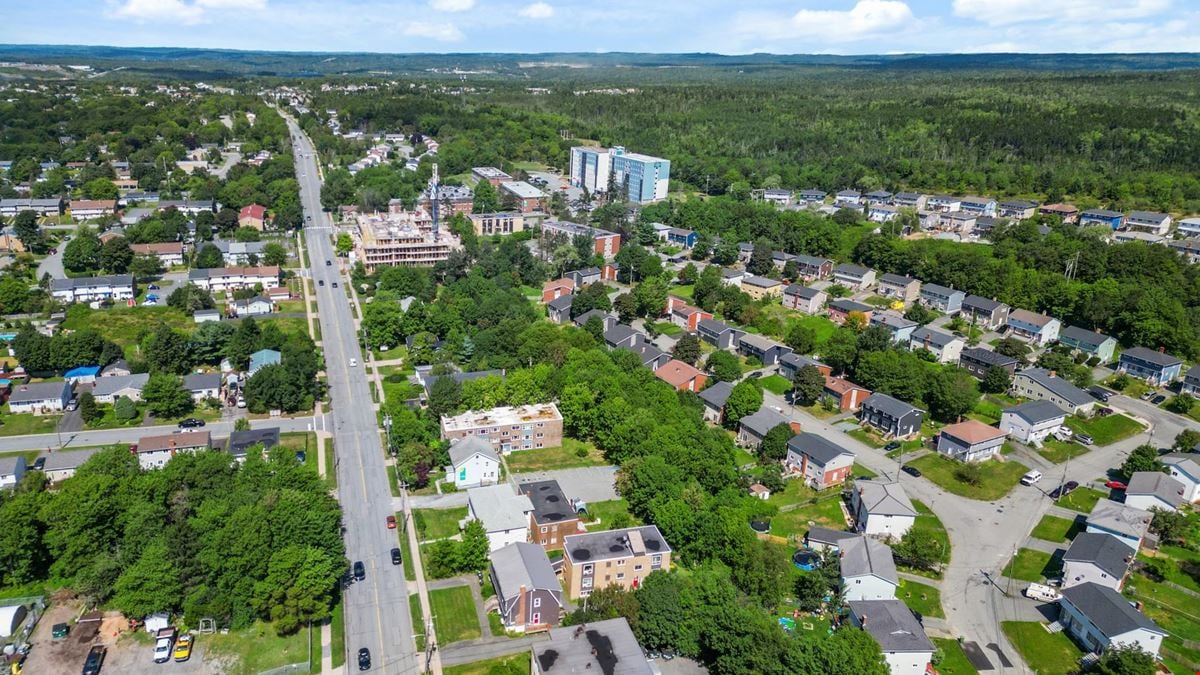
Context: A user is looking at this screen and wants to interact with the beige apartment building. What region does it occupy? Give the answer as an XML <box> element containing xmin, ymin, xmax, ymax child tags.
<box><xmin>353</xmin><ymin>211</ymin><xmax>459</xmax><ymax>272</ymax></box>
<box><xmin>440</xmin><ymin>403</ymin><xmax>563</xmax><ymax>453</ymax></box>
<box><xmin>562</xmin><ymin>526</ymin><xmax>672</xmax><ymax>598</ymax></box>
<box><xmin>470</xmin><ymin>212</ymin><xmax>526</xmax><ymax>237</ymax></box>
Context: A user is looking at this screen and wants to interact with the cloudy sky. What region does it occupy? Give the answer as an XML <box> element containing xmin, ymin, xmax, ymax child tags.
<box><xmin>3</xmin><ymin>0</ymin><xmax>1198</xmax><ymax>54</ymax></box>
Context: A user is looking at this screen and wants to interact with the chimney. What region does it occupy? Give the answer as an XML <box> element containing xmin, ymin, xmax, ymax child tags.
<box><xmin>516</xmin><ymin>585</ymin><xmax>527</xmax><ymax>626</ymax></box>
<box><xmin>1049</xmin><ymin>370</ymin><xmax>1056</xmax><ymax>378</ymax></box>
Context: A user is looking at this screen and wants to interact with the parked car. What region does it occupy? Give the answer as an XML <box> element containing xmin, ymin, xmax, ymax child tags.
<box><xmin>1141</xmin><ymin>390</ymin><xmax>1156</xmax><ymax>401</ymax></box>
<box><xmin>82</xmin><ymin>645</ymin><xmax>106</xmax><ymax>675</ymax></box>
<box><xmin>319</xmin><ymin>279</ymin><xmax>325</xmax><ymax>286</ymax></box>
<box><xmin>52</xmin><ymin>622</ymin><xmax>69</xmax><ymax>639</ymax></box>
<box><xmin>353</xmin><ymin>561</ymin><xmax>365</xmax><ymax>581</ymax></box>
<box><xmin>358</xmin><ymin>648</ymin><xmax>371</xmax><ymax>671</ymax></box>
<box><xmin>66</xmin><ymin>397</ymin><xmax>79</xmax><ymax>412</ymax></box>
<box><xmin>386</xmin><ymin>515</ymin><xmax>396</xmax><ymax>529</ymax></box>
<box><xmin>153</xmin><ymin>627</ymin><xmax>177</xmax><ymax>663</ymax></box>
<box><xmin>1151</xmin><ymin>394</ymin><xmax>1167</xmax><ymax>405</ymax></box>
<box><xmin>33</xmin><ymin>456</ymin><xmax>46</xmax><ymax>471</ymax></box>
<box><xmin>326</xmin><ymin>260</ymin><xmax>332</xmax><ymax>266</ymax></box>
<box><xmin>391</xmin><ymin>547</ymin><xmax>402</xmax><ymax>565</ymax></box>
<box><xmin>1020</xmin><ymin>470</ymin><xmax>1043</xmax><ymax>486</ymax></box>
<box><xmin>178</xmin><ymin>418</ymin><xmax>205</xmax><ymax>429</ymax></box>
<box><xmin>883</xmin><ymin>441</ymin><xmax>901</xmax><ymax>452</ymax></box>
<box><xmin>173</xmin><ymin>634</ymin><xmax>193</xmax><ymax>662</ymax></box>
<box><xmin>1088</xmin><ymin>386</ymin><xmax>1112</xmax><ymax>402</ymax></box>
<box><xmin>1075</xmin><ymin>433</ymin><xmax>1094</xmax><ymax>446</ymax></box>
<box><xmin>1105</xmin><ymin>480</ymin><xmax>1127</xmax><ymax>490</ymax></box>
<box><xmin>332</xmin><ymin>281</ymin><xmax>338</xmax><ymax>288</ymax></box>
<box><xmin>1049</xmin><ymin>481</ymin><xmax>1080</xmax><ymax>499</ymax></box>
<box><xmin>901</xmin><ymin>465</ymin><xmax>922</xmax><ymax>478</ymax></box>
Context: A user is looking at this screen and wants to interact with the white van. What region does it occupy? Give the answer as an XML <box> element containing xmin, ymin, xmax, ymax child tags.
<box><xmin>1020</xmin><ymin>470</ymin><xmax>1043</xmax><ymax>486</ymax></box>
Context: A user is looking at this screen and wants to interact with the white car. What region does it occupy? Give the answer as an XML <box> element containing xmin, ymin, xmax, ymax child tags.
<box><xmin>349</xmin><ymin>358</ymin><xmax>358</xmax><ymax>367</ymax></box>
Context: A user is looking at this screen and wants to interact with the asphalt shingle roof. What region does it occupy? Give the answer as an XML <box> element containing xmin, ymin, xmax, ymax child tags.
<box><xmin>1063</xmin><ymin>533</ymin><xmax>1135</xmax><ymax>580</ymax></box>
<box><xmin>1061</xmin><ymin>582</ymin><xmax>1164</xmax><ymax>638</ymax></box>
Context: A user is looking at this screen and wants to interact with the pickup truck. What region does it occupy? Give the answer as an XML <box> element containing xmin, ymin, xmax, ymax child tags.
<box><xmin>154</xmin><ymin>627</ymin><xmax>177</xmax><ymax>663</ymax></box>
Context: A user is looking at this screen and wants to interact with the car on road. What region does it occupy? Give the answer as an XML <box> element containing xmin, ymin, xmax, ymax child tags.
<box><xmin>332</xmin><ymin>281</ymin><xmax>338</xmax><ymax>288</ymax></box>
<box><xmin>352</xmin><ymin>561</ymin><xmax>365</xmax><ymax>581</ymax></box>
<box><xmin>386</xmin><ymin>514</ymin><xmax>396</xmax><ymax>529</ymax></box>
<box><xmin>82</xmin><ymin>645</ymin><xmax>106</xmax><ymax>675</ymax></box>
<box><xmin>358</xmin><ymin>648</ymin><xmax>371</xmax><ymax>671</ymax></box>
<box><xmin>1105</xmin><ymin>480</ymin><xmax>1127</xmax><ymax>490</ymax></box>
<box><xmin>901</xmin><ymin>465</ymin><xmax>922</xmax><ymax>478</ymax></box>
<box><xmin>173</xmin><ymin>634</ymin><xmax>193</xmax><ymax>662</ymax></box>
<box><xmin>883</xmin><ymin>441</ymin><xmax>901</xmax><ymax>452</ymax></box>
<box><xmin>391</xmin><ymin>547</ymin><xmax>402</xmax><ymax>565</ymax></box>
<box><xmin>1151</xmin><ymin>394</ymin><xmax>1167</xmax><ymax>405</ymax></box>
<box><xmin>33</xmin><ymin>456</ymin><xmax>46</xmax><ymax>471</ymax></box>
<box><xmin>1075</xmin><ymin>433</ymin><xmax>1094</xmax><ymax>445</ymax></box>
<box><xmin>318</xmin><ymin>279</ymin><xmax>324</xmax><ymax>286</ymax></box>
<box><xmin>178</xmin><ymin>418</ymin><xmax>205</xmax><ymax>429</ymax></box>
<box><xmin>326</xmin><ymin>260</ymin><xmax>332</xmax><ymax>266</ymax></box>
<box><xmin>1049</xmin><ymin>481</ymin><xmax>1080</xmax><ymax>499</ymax></box>
<box><xmin>349</xmin><ymin>358</ymin><xmax>358</xmax><ymax>367</ymax></box>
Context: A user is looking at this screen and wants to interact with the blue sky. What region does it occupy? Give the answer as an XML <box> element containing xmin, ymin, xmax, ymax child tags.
<box><xmin>3</xmin><ymin>0</ymin><xmax>1198</xmax><ymax>54</ymax></box>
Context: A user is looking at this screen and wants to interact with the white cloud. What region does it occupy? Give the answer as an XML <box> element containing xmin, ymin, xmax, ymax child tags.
<box><xmin>111</xmin><ymin>0</ymin><xmax>205</xmax><ymax>23</ymax></box>
<box><xmin>735</xmin><ymin>0</ymin><xmax>914</xmax><ymax>43</ymax></box>
<box><xmin>519</xmin><ymin>2</ymin><xmax>555</xmax><ymax>19</ymax></box>
<box><xmin>429</xmin><ymin>0</ymin><xmax>475</xmax><ymax>12</ymax></box>
<box><xmin>195</xmin><ymin>0</ymin><xmax>267</xmax><ymax>8</ymax></box>
<box><xmin>402</xmin><ymin>21</ymin><xmax>465</xmax><ymax>41</ymax></box>
<box><xmin>952</xmin><ymin>0</ymin><xmax>1169</xmax><ymax>26</ymax></box>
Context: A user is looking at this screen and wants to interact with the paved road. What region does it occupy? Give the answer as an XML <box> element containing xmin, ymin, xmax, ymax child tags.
<box><xmin>37</xmin><ymin>245</ymin><xmax>65</xmax><ymax>280</ymax></box>
<box><xmin>0</xmin><ymin>415</ymin><xmax>322</xmax><ymax>453</ymax></box>
<box><xmin>286</xmin><ymin>116</ymin><xmax>420</xmax><ymax>674</ymax></box>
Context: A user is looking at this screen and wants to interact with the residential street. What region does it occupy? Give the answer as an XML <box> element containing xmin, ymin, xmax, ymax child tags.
<box><xmin>0</xmin><ymin>414</ymin><xmax>323</xmax><ymax>453</ymax></box>
<box><xmin>285</xmin><ymin>113</ymin><xmax>423</xmax><ymax>674</ymax></box>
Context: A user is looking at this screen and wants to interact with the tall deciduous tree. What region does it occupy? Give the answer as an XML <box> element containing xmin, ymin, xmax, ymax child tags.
<box><xmin>141</xmin><ymin>373</ymin><xmax>194</xmax><ymax>418</ymax></box>
<box><xmin>672</xmin><ymin>334</ymin><xmax>702</xmax><ymax>366</ymax></box>
<box><xmin>724</xmin><ymin>380</ymin><xmax>763</xmax><ymax>427</ymax></box>
<box><xmin>792</xmin><ymin>364</ymin><xmax>826</xmax><ymax>405</ymax></box>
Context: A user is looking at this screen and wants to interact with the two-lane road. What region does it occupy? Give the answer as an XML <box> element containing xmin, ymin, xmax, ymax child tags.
<box><xmin>285</xmin><ymin>116</ymin><xmax>420</xmax><ymax>674</ymax></box>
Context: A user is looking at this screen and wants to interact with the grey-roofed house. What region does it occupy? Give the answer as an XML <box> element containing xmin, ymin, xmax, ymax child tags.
<box><xmin>877</xmin><ymin>273</ymin><xmax>921</xmax><ymax>304</ymax></box>
<box><xmin>212</xmin><ymin>238</ymin><xmax>268</xmax><ymax>265</ymax></box>
<box><xmin>998</xmin><ymin>199</ymin><xmax>1038</xmax><ymax>220</ymax></box>
<box><xmin>908</xmin><ymin>327</ymin><xmax>964</xmax><ymax>364</ymax></box>
<box><xmin>828</xmin><ymin>298</ymin><xmax>874</xmax><ymax>325</ymax></box>
<box><xmin>1062</xmin><ymin>532</ymin><xmax>1136</xmax><ymax>592</ymax></box>
<box><xmin>37</xmin><ymin>447</ymin><xmax>103</xmax><ymax>483</ymax></box>
<box><xmin>737</xmin><ymin>406</ymin><xmax>793</xmax><ymax>449</ymax></box>
<box><xmin>804</xmin><ymin>526</ymin><xmax>859</xmax><ymax>553</ymax></box>
<box><xmin>0</xmin><ymin>455</ymin><xmax>26</xmax><ymax>490</ymax></box>
<box><xmin>864</xmin><ymin>189</ymin><xmax>893</xmax><ymax>205</ymax></box>
<box><xmin>7</xmin><ymin>381</ymin><xmax>73</xmax><ymax>415</ymax></box>
<box><xmin>1161</xmin><ymin>452</ymin><xmax>1200</xmax><ymax>503</ymax></box>
<box><xmin>832</xmin><ymin>263</ymin><xmax>876</xmax><ymax>290</ymax></box>
<box><xmin>1124</xmin><ymin>471</ymin><xmax>1186</xmax><ymax>513</ymax></box>
<box><xmin>101</xmin><ymin>359</ymin><xmax>132</xmax><ymax>377</ymax></box>
<box><xmin>1000</xmin><ymin>400</ymin><xmax>1067</xmax><ymax>445</ymax></box>
<box><xmin>1182</xmin><ymin>364</ymin><xmax>1200</xmax><ymax>397</ymax></box>
<box><xmin>565</xmin><ymin>267</ymin><xmax>601</xmax><ymax>287</ymax></box>
<box><xmin>1117</xmin><ymin>347</ymin><xmax>1183</xmax><ymax>386</ymax></box>
<box><xmin>792</xmin><ymin>254</ymin><xmax>834</xmax><ymax>280</ymax></box>
<box><xmin>848</xmin><ymin>599</ymin><xmax>935</xmax><ymax>675</ymax></box>
<box><xmin>698</xmin><ymin>380</ymin><xmax>734</xmax><ymax>423</ymax></box>
<box><xmin>835</xmin><ymin>189</ymin><xmax>863</xmax><ymax>207</ymax></box>
<box><xmin>1059</xmin><ymin>326</ymin><xmax>1118</xmax><ymax>364</ymax></box>
<box><xmin>959</xmin><ymin>346</ymin><xmax>1019</xmax><ymax>379</ymax></box>
<box><xmin>1007</xmin><ymin>308</ymin><xmax>1062</xmax><ymax>346</ymax></box>
<box><xmin>1125</xmin><ymin>210</ymin><xmax>1172</xmax><ymax>235</ymax></box>
<box><xmin>603</xmin><ymin>324</ymin><xmax>644</xmax><ymax>350</ymax></box>
<box><xmin>918</xmin><ymin>283</ymin><xmax>965</xmax><ymax>314</ymax></box>
<box><xmin>519</xmin><ymin>480</ymin><xmax>584</xmax><ymax>550</ymax></box>
<box><xmin>446</xmin><ymin>436</ymin><xmax>501</xmax><ymax>489</ymax></box>
<box><xmin>1086</xmin><ymin>499</ymin><xmax>1152</xmax><ymax>551</ymax></box>
<box><xmin>1059</xmin><ymin>582</ymin><xmax>1165</xmax><ymax>657</ymax></box>
<box><xmin>737</xmin><ymin>333</ymin><xmax>792</xmax><ymax>366</ymax></box>
<box><xmin>960</xmin><ymin>295</ymin><xmax>1010</xmax><ymax>330</ymax></box>
<box><xmin>859</xmin><ymin>393</ymin><xmax>924</xmax><ymax>439</ymax></box>
<box><xmin>893</xmin><ymin>192</ymin><xmax>927</xmax><ymax>209</ymax></box>
<box><xmin>183</xmin><ymin>372</ymin><xmax>221</xmax><ymax>401</ymax></box>
<box><xmin>1011</xmin><ymin>368</ymin><xmax>1095</xmax><ymax>415</ymax></box>
<box><xmin>798</xmin><ymin>189</ymin><xmax>827</xmax><ymax>206</ymax></box>
<box><xmin>225</xmin><ymin>427</ymin><xmax>281</xmax><ymax>462</ymax></box>
<box><xmin>840</xmin><ymin>536</ymin><xmax>898</xmax><ymax>601</ymax></box>
<box><xmin>785</xmin><ymin>432</ymin><xmax>855</xmax><ymax>489</ymax></box>
<box><xmin>628</xmin><ymin>343</ymin><xmax>670</xmax><ymax>371</ymax></box>
<box><xmin>869</xmin><ymin>311</ymin><xmax>917</xmax><ymax>344</ymax></box>
<box><xmin>782</xmin><ymin>284</ymin><xmax>826</xmax><ymax>314</ymax></box>
<box><xmin>92</xmin><ymin>373</ymin><xmax>149</xmax><ymax>404</ymax></box>
<box><xmin>778</xmin><ymin>353</ymin><xmax>831</xmax><ymax>382</ymax></box>
<box><xmin>491</xmin><ymin>542</ymin><xmax>564</xmax><ymax>633</ymax></box>
<box><xmin>467</xmin><ymin>484</ymin><xmax>534</xmax><ymax>551</ymax></box>
<box><xmin>50</xmin><ymin>274</ymin><xmax>135</xmax><ymax>304</ymax></box>
<box><xmin>531</xmin><ymin>618</ymin><xmax>651</xmax><ymax>675</ymax></box>
<box><xmin>572</xmin><ymin>309</ymin><xmax>615</xmax><ymax>332</ymax></box>
<box><xmin>546</xmin><ymin>295</ymin><xmax>573</xmax><ymax>324</ymax></box>
<box><xmin>696</xmin><ymin>318</ymin><xmax>746</xmax><ymax>350</ymax></box>
<box><xmin>850</xmin><ymin>479</ymin><xmax>916</xmax><ymax>539</ymax></box>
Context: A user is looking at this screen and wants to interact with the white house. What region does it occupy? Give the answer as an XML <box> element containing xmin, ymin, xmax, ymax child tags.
<box><xmin>232</xmin><ymin>296</ymin><xmax>273</xmax><ymax>317</ymax></box>
<box><xmin>1062</xmin><ymin>533</ymin><xmax>1135</xmax><ymax>592</ymax></box>
<box><xmin>0</xmin><ymin>455</ymin><xmax>26</xmax><ymax>489</ymax></box>
<box><xmin>1123</xmin><ymin>471</ymin><xmax>1186</xmax><ymax>513</ymax></box>
<box><xmin>7</xmin><ymin>381</ymin><xmax>72</xmax><ymax>415</ymax></box>
<box><xmin>187</xmin><ymin>266</ymin><xmax>280</xmax><ymax>292</ymax></box>
<box><xmin>908</xmin><ymin>327</ymin><xmax>963</xmax><ymax>364</ymax></box>
<box><xmin>466</xmin><ymin>484</ymin><xmax>534</xmax><ymax>552</ymax></box>
<box><xmin>850</xmin><ymin>479</ymin><xmax>916</xmax><ymax>539</ymax></box>
<box><xmin>848</xmin><ymin>599</ymin><xmax>935</xmax><ymax>675</ymax></box>
<box><xmin>839</xmin><ymin>536</ymin><xmax>899</xmax><ymax>601</ymax></box>
<box><xmin>1059</xmin><ymin>582</ymin><xmax>1165</xmax><ymax>658</ymax></box>
<box><xmin>129</xmin><ymin>242</ymin><xmax>185</xmax><ymax>267</ymax></box>
<box><xmin>135</xmin><ymin>432</ymin><xmax>211</xmax><ymax>470</ymax></box>
<box><xmin>92</xmin><ymin>373</ymin><xmax>149</xmax><ymax>404</ymax></box>
<box><xmin>1000</xmin><ymin>400</ymin><xmax>1067</xmax><ymax>446</ymax></box>
<box><xmin>213</xmin><ymin>239</ymin><xmax>268</xmax><ymax>265</ymax></box>
<box><xmin>50</xmin><ymin>275</ymin><xmax>135</xmax><ymax>304</ymax></box>
<box><xmin>1086</xmin><ymin>499</ymin><xmax>1152</xmax><ymax>551</ymax></box>
<box><xmin>935</xmin><ymin>420</ymin><xmax>1007</xmax><ymax>463</ymax></box>
<box><xmin>445</xmin><ymin>436</ymin><xmax>501</xmax><ymax>489</ymax></box>
<box><xmin>183</xmin><ymin>372</ymin><xmax>221</xmax><ymax>402</ymax></box>
<box><xmin>1161</xmin><ymin>453</ymin><xmax>1200</xmax><ymax>503</ymax></box>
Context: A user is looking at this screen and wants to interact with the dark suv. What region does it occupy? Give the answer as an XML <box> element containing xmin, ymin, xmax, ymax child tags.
<box><xmin>82</xmin><ymin>645</ymin><xmax>106</xmax><ymax>675</ymax></box>
<box><xmin>353</xmin><ymin>561</ymin><xmax>365</xmax><ymax>581</ymax></box>
<box><xmin>358</xmin><ymin>648</ymin><xmax>371</xmax><ymax>671</ymax></box>
<box><xmin>178</xmin><ymin>418</ymin><xmax>205</xmax><ymax>429</ymax></box>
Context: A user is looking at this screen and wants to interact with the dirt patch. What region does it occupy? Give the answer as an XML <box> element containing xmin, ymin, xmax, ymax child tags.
<box><xmin>17</xmin><ymin>599</ymin><xmax>99</xmax><ymax>675</ymax></box>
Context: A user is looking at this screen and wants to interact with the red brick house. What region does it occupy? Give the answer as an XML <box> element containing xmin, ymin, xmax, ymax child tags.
<box><xmin>541</xmin><ymin>278</ymin><xmax>574</xmax><ymax>304</ymax></box>
<box><xmin>239</xmin><ymin>203</ymin><xmax>268</xmax><ymax>230</ymax></box>
<box><xmin>665</xmin><ymin>296</ymin><xmax>713</xmax><ymax>332</ymax></box>
<box><xmin>823</xmin><ymin>377</ymin><xmax>872</xmax><ymax>412</ymax></box>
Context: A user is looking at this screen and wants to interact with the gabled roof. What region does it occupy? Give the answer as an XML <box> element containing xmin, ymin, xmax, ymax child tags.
<box><xmin>848</xmin><ymin>599</ymin><xmax>935</xmax><ymax>653</ymax></box>
<box><xmin>739</xmin><ymin>406</ymin><xmax>791</xmax><ymax>438</ymax></box>
<box><xmin>547</xmin><ymin>295</ymin><xmax>573</xmax><ymax>312</ymax></box>
<box><xmin>834</xmin><ymin>263</ymin><xmax>870</xmax><ymax>277</ymax></box>
<box><xmin>855</xmin><ymin>479</ymin><xmax>916</xmax><ymax>517</ymax></box>
<box><xmin>1004</xmin><ymin>400</ymin><xmax>1066</xmax><ymax>425</ymax></box>
<box><xmin>92</xmin><ymin>373</ymin><xmax>149</xmax><ymax>397</ymax></box>
<box><xmin>603</xmin><ymin>323</ymin><xmax>641</xmax><ymax>345</ymax></box>
<box><xmin>629</xmin><ymin>343</ymin><xmax>667</xmax><ymax>367</ymax></box>
<box><xmin>7</xmin><ymin>381</ymin><xmax>70</xmax><ymax>404</ymax></box>
<box><xmin>183</xmin><ymin>372</ymin><xmax>221</xmax><ymax>391</ymax></box>
<box><xmin>960</xmin><ymin>346</ymin><xmax>1017</xmax><ymax>368</ymax></box>
<box><xmin>1060</xmin><ymin>325</ymin><xmax>1114</xmax><ymax>349</ymax></box>
<box><xmin>940</xmin><ymin>419</ymin><xmax>1006</xmax><ymax>446</ymax></box>
<box><xmin>879</xmin><ymin>273</ymin><xmax>917</xmax><ymax>287</ymax></box>
<box><xmin>1081</xmin><ymin>208</ymin><xmax>1125</xmax><ymax>219</ymax></box>
<box><xmin>1125</xmin><ymin>471</ymin><xmax>1186</xmax><ymax>508</ymax></box>
<box><xmin>1088</xmin><ymin>499</ymin><xmax>1152</xmax><ymax>540</ymax></box>
<box><xmin>1120</xmin><ymin>346</ymin><xmax>1182</xmax><ymax>368</ymax></box>
<box><xmin>37</xmin><ymin>447</ymin><xmax>103</xmax><ymax>473</ymax></box>
<box><xmin>784</xmin><ymin>284</ymin><xmax>823</xmax><ymax>299</ymax></box>
<box><xmin>573</xmin><ymin>309</ymin><xmax>612</xmax><ymax>327</ymax></box>
<box><xmin>871</xmin><ymin>312</ymin><xmax>916</xmax><ymax>331</ymax></box>
<box><xmin>806</xmin><ymin>526</ymin><xmax>859</xmax><ymax>548</ymax></box>
<box><xmin>781</xmin><ymin>353</ymin><xmax>827</xmax><ymax>372</ymax></box>
<box><xmin>1063</xmin><ymin>532</ymin><xmax>1136</xmax><ymax>579</ymax></box>
<box><xmin>793</xmin><ymin>254</ymin><xmax>831</xmax><ymax>268</ymax></box>
<box><xmin>828</xmin><ymin>299</ymin><xmax>873</xmax><ymax>314</ymax></box>
<box><xmin>1161</xmin><ymin>453</ymin><xmax>1200</xmax><ymax>482</ymax></box>
<box><xmin>697</xmin><ymin>318</ymin><xmax>740</xmax><ymax>335</ymax></box>
<box><xmin>1017</xmin><ymin>368</ymin><xmax>1092</xmax><ymax>408</ymax></box>
<box><xmin>921</xmin><ymin>283</ymin><xmax>963</xmax><ymax>298</ymax></box>
<box><xmin>840</xmin><ymin>536</ymin><xmax>897</xmax><ymax>584</ymax></box>
<box><xmin>654</xmin><ymin>359</ymin><xmax>704</xmax><ymax>387</ymax></box>
<box><xmin>910</xmin><ymin>327</ymin><xmax>959</xmax><ymax>349</ymax></box>
<box><xmin>962</xmin><ymin>295</ymin><xmax>1007</xmax><ymax>313</ymax></box>
<box><xmin>448</xmin><ymin>436</ymin><xmax>499</xmax><ymax>466</ymax></box>
<box><xmin>469</xmin><ymin>484</ymin><xmax>534</xmax><ymax>532</ymax></box>
<box><xmin>1061</xmin><ymin>582</ymin><xmax>1164</xmax><ymax>638</ymax></box>
<box><xmin>862</xmin><ymin>393</ymin><xmax>922</xmax><ymax>419</ymax></box>
<box><xmin>225</xmin><ymin>427</ymin><xmax>280</xmax><ymax>457</ymax></box>
<box><xmin>492</xmin><ymin>542</ymin><xmax>560</xmax><ymax>601</ymax></box>
<box><xmin>698</xmin><ymin>380</ymin><xmax>734</xmax><ymax>409</ymax></box>
<box><xmin>786</xmin><ymin>432</ymin><xmax>854</xmax><ymax>465</ymax></box>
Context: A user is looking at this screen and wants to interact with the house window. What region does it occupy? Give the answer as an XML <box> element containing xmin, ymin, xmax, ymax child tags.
<box><xmin>532</xmin><ymin>612</ymin><xmax>540</xmax><ymax>625</ymax></box>
<box><xmin>634</xmin><ymin>564</ymin><xmax>643</xmax><ymax>571</ymax></box>
<box><xmin>583</xmin><ymin>564</ymin><xmax>593</xmax><ymax>574</ymax></box>
<box><xmin>540</xmin><ymin>526</ymin><xmax>547</xmax><ymax>533</ymax></box>
<box><xmin>533</xmin><ymin>597</ymin><xmax>541</xmax><ymax>608</ymax></box>
<box><xmin>616</xmin><ymin>573</ymin><xmax>625</xmax><ymax>580</ymax></box>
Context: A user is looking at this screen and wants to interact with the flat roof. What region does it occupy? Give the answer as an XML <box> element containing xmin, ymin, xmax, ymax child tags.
<box><xmin>441</xmin><ymin>403</ymin><xmax>561</xmax><ymax>432</ymax></box>
<box><xmin>563</xmin><ymin>525</ymin><xmax>670</xmax><ymax>564</ymax></box>
<box><xmin>518</xmin><ymin>480</ymin><xmax>577</xmax><ymax>525</ymax></box>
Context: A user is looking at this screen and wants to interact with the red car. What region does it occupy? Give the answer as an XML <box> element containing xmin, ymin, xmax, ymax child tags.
<box><xmin>1105</xmin><ymin>480</ymin><xmax>1127</xmax><ymax>490</ymax></box>
<box><xmin>386</xmin><ymin>515</ymin><xmax>397</xmax><ymax>529</ymax></box>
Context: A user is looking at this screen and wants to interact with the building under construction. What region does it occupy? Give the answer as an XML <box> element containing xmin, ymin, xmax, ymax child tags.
<box><xmin>351</xmin><ymin>208</ymin><xmax>460</xmax><ymax>272</ymax></box>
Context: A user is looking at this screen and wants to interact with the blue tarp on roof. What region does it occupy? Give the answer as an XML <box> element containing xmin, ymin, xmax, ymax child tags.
<box><xmin>65</xmin><ymin>366</ymin><xmax>101</xmax><ymax>378</ymax></box>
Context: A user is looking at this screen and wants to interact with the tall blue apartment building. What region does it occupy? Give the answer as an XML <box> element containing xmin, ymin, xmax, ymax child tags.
<box><xmin>610</xmin><ymin>146</ymin><xmax>671</xmax><ymax>203</ymax></box>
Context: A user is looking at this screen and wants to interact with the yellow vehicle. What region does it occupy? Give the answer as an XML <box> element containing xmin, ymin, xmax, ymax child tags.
<box><xmin>173</xmin><ymin>634</ymin><xmax>193</xmax><ymax>662</ymax></box>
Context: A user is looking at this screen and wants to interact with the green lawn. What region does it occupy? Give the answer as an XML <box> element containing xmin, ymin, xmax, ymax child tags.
<box><xmin>1004</xmin><ymin>548</ymin><xmax>1061</xmax><ymax>583</ymax></box>
<box><xmin>381</xmin><ymin>376</ymin><xmax>422</xmax><ymax>404</ymax></box>
<box><xmin>330</xmin><ymin>597</ymin><xmax>345</xmax><ymax>669</ymax></box>
<box><xmin>932</xmin><ymin>638</ymin><xmax>979</xmax><ymax>675</ymax></box>
<box><xmin>1055</xmin><ymin>486</ymin><xmax>1106</xmax><ymax>514</ymax></box>
<box><xmin>1037</xmin><ymin>439</ymin><xmax>1090</xmax><ymax>464</ymax></box>
<box><xmin>582</xmin><ymin>499</ymin><xmax>640</xmax><ymax>531</ymax></box>
<box><xmin>852</xmin><ymin>464</ymin><xmax>877</xmax><ymax>479</ymax></box>
<box><xmin>0</xmin><ymin>410</ymin><xmax>62</xmax><ymax>436</ymax></box>
<box><xmin>62</xmin><ymin>304</ymin><xmax>192</xmax><ymax>348</ymax></box>
<box><xmin>671</xmin><ymin>284</ymin><xmax>695</xmax><ymax>300</ymax></box>
<box><xmin>908</xmin><ymin>454</ymin><xmax>1029</xmax><ymax>501</ymax></box>
<box><xmin>504</xmin><ymin>438</ymin><xmax>608</xmax><ymax>472</ymax></box>
<box><xmin>203</xmin><ymin>621</ymin><xmax>314</xmax><ymax>675</ymax></box>
<box><xmin>409</xmin><ymin>595</ymin><xmax>426</xmax><ymax>651</ymax></box>
<box><xmin>412</xmin><ymin>507</ymin><xmax>467</xmax><ymax>541</ymax></box>
<box><xmin>1124</xmin><ymin>572</ymin><xmax>1200</xmax><ymax>667</ymax></box>
<box><xmin>909</xmin><ymin>499</ymin><xmax>951</xmax><ymax>571</ymax></box>
<box><xmin>429</xmin><ymin>585</ymin><xmax>483</xmax><ymax>644</ymax></box>
<box><xmin>651</xmin><ymin>321</ymin><xmax>683</xmax><ymax>336</ymax></box>
<box><xmin>1064</xmin><ymin>413</ymin><xmax>1144</xmax><ymax>446</ymax></box>
<box><xmin>760</xmin><ymin>374</ymin><xmax>792</xmax><ymax>395</ymax></box>
<box><xmin>769</xmin><ymin>489</ymin><xmax>847</xmax><ymax>539</ymax></box>
<box><xmin>444</xmin><ymin>653</ymin><xmax>531</xmax><ymax>675</ymax></box>
<box><xmin>1030</xmin><ymin>515</ymin><xmax>1083</xmax><ymax>543</ymax></box>
<box><xmin>1001</xmin><ymin>622</ymin><xmax>1083</xmax><ymax>675</ymax></box>
<box><xmin>786</xmin><ymin>313</ymin><xmax>839</xmax><ymax>348</ymax></box>
<box><xmin>84</xmin><ymin>403</ymin><xmax>144</xmax><ymax>429</ymax></box>
<box><xmin>846</xmin><ymin>428</ymin><xmax>884</xmax><ymax>448</ymax></box>
<box><xmin>897</xmin><ymin>578</ymin><xmax>944</xmax><ymax>618</ymax></box>
<box><xmin>398</xmin><ymin>528</ymin><xmax>416</xmax><ymax>581</ymax></box>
